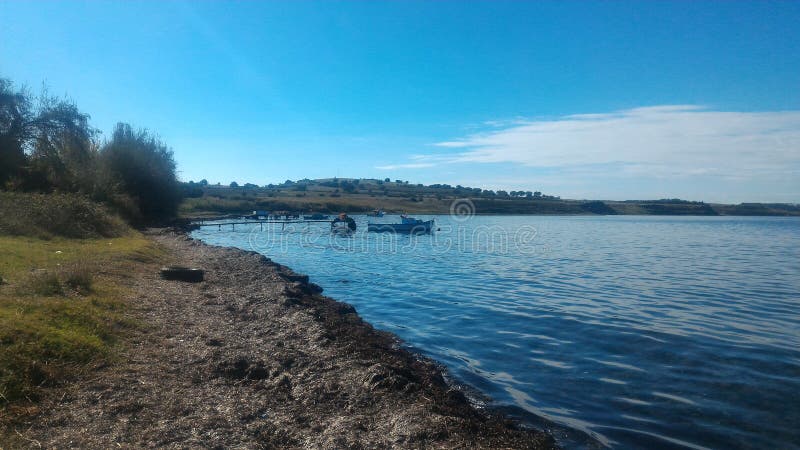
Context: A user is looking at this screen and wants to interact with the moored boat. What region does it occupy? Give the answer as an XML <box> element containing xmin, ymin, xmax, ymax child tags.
<box><xmin>331</xmin><ymin>213</ymin><xmax>357</xmax><ymax>234</ymax></box>
<box><xmin>367</xmin><ymin>216</ymin><xmax>434</xmax><ymax>234</ymax></box>
<box><xmin>303</xmin><ymin>213</ymin><xmax>330</xmax><ymax>220</ymax></box>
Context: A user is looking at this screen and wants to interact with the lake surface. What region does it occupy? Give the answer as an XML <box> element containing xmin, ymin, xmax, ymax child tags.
<box><xmin>193</xmin><ymin>215</ymin><xmax>800</xmax><ymax>449</ymax></box>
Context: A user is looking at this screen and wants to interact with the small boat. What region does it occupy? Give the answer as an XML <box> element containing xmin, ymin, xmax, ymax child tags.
<box><xmin>303</xmin><ymin>213</ymin><xmax>330</xmax><ymax>220</ymax></box>
<box><xmin>368</xmin><ymin>216</ymin><xmax>434</xmax><ymax>234</ymax></box>
<box><xmin>244</xmin><ymin>210</ymin><xmax>269</xmax><ymax>219</ymax></box>
<box><xmin>331</xmin><ymin>214</ymin><xmax>357</xmax><ymax>234</ymax></box>
<box><xmin>368</xmin><ymin>209</ymin><xmax>385</xmax><ymax>217</ymax></box>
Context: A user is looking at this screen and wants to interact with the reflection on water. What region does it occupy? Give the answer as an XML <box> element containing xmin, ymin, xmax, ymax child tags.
<box><xmin>194</xmin><ymin>215</ymin><xmax>800</xmax><ymax>449</ymax></box>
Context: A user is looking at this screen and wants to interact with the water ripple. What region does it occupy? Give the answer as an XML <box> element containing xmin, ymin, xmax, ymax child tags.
<box><xmin>195</xmin><ymin>215</ymin><xmax>800</xmax><ymax>449</ymax></box>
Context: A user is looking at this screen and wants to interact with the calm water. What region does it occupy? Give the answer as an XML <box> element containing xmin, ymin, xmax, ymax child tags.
<box><xmin>193</xmin><ymin>216</ymin><xmax>800</xmax><ymax>449</ymax></box>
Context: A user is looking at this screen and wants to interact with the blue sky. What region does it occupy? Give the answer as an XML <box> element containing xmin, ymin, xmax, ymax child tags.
<box><xmin>1</xmin><ymin>1</ymin><xmax>799</xmax><ymax>202</ymax></box>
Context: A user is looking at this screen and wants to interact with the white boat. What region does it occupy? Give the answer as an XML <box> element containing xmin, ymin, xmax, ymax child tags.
<box><xmin>331</xmin><ymin>215</ymin><xmax>357</xmax><ymax>234</ymax></box>
<box><xmin>367</xmin><ymin>216</ymin><xmax>434</xmax><ymax>234</ymax></box>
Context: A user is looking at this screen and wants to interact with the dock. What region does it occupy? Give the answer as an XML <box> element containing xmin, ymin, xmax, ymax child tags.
<box><xmin>194</xmin><ymin>219</ymin><xmax>333</xmax><ymax>231</ymax></box>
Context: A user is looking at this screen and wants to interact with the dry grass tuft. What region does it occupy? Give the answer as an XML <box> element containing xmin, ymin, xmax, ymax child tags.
<box><xmin>62</xmin><ymin>264</ymin><xmax>93</xmax><ymax>295</ymax></box>
<box><xmin>18</xmin><ymin>271</ymin><xmax>64</xmax><ymax>296</ymax></box>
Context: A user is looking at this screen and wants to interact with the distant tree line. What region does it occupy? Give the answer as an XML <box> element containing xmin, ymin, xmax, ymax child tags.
<box><xmin>0</xmin><ymin>77</ymin><xmax>181</xmax><ymax>223</ymax></box>
<box><xmin>211</xmin><ymin>177</ymin><xmax>557</xmax><ymax>201</ymax></box>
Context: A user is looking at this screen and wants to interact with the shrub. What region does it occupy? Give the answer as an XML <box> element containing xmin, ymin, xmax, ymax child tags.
<box><xmin>97</xmin><ymin>123</ymin><xmax>181</xmax><ymax>224</ymax></box>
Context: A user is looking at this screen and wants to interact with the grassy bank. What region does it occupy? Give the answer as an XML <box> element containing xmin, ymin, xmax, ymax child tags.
<box><xmin>0</xmin><ymin>192</ymin><xmax>129</xmax><ymax>239</ymax></box>
<box><xmin>0</xmin><ymin>193</ymin><xmax>164</xmax><ymax>430</ymax></box>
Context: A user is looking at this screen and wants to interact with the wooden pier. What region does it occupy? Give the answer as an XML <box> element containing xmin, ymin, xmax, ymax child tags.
<box><xmin>194</xmin><ymin>219</ymin><xmax>333</xmax><ymax>231</ymax></box>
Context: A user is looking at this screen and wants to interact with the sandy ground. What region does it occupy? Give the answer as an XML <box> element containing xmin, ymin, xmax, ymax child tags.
<box><xmin>9</xmin><ymin>230</ymin><xmax>554</xmax><ymax>449</ymax></box>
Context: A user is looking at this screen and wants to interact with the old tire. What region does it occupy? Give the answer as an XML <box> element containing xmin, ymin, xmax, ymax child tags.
<box><xmin>160</xmin><ymin>266</ymin><xmax>204</xmax><ymax>282</ymax></box>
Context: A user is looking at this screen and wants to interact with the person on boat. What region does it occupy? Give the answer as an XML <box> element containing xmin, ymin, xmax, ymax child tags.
<box><xmin>331</xmin><ymin>212</ymin><xmax>357</xmax><ymax>231</ymax></box>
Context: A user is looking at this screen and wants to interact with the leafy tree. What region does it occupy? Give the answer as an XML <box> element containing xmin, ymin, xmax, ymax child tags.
<box><xmin>230</xmin><ymin>181</ymin><xmax>239</xmax><ymax>188</ymax></box>
<box><xmin>0</xmin><ymin>78</ymin><xmax>31</xmax><ymax>186</ymax></box>
<box><xmin>0</xmin><ymin>79</ymin><xmax>97</xmax><ymax>191</ymax></box>
<box><xmin>97</xmin><ymin>123</ymin><xmax>181</xmax><ymax>222</ymax></box>
<box><xmin>28</xmin><ymin>90</ymin><xmax>98</xmax><ymax>191</ymax></box>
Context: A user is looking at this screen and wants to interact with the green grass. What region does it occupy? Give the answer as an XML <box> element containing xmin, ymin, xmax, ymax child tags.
<box><xmin>0</xmin><ymin>233</ymin><xmax>163</xmax><ymax>407</ymax></box>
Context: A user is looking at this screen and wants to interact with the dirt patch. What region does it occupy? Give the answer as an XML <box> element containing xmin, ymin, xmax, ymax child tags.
<box><xmin>4</xmin><ymin>229</ymin><xmax>554</xmax><ymax>448</ymax></box>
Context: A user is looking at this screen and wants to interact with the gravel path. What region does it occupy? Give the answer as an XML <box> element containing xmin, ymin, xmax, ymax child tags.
<box><xmin>15</xmin><ymin>230</ymin><xmax>553</xmax><ymax>449</ymax></box>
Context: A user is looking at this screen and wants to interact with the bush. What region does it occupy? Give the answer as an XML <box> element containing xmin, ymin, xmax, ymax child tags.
<box><xmin>97</xmin><ymin>123</ymin><xmax>181</xmax><ymax>223</ymax></box>
<box><xmin>1</xmin><ymin>77</ymin><xmax>184</xmax><ymax>224</ymax></box>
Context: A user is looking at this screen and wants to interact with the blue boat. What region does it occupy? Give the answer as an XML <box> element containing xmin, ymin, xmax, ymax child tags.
<box><xmin>368</xmin><ymin>216</ymin><xmax>434</xmax><ymax>234</ymax></box>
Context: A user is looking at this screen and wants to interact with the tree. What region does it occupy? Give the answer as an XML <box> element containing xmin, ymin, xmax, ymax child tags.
<box><xmin>198</xmin><ymin>179</ymin><xmax>208</xmax><ymax>186</ymax></box>
<box><xmin>384</xmin><ymin>178</ymin><xmax>390</xmax><ymax>182</ymax></box>
<box><xmin>0</xmin><ymin>79</ymin><xmax>97</xmax><ymax>191</ymax></box>
<box><xmin>98</xmin><ymin>123</ymin><xmax>181</xmax><ymax>222</ymax></box>
<box><xmin>230</xmin><ymin>181</ymin><xmax>239</xmax><ymax>188</ymax></box>
<box><xmin>0</xmin><ymin>78</ymin><xmax>31</xmax><ymax>186</ymax></box>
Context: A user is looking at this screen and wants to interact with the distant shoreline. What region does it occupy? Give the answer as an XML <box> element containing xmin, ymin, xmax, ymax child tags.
<box><xmin>179</xmin><ymin>181</ymin><xmax>800</xmax><ymax>218</ymax></box>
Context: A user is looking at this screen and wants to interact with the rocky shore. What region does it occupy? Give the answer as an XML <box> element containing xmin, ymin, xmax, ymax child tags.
<box><xmin>14</xmin><ymin>230</ymin><xmax>554</xmax><ymax>448</ymax></box>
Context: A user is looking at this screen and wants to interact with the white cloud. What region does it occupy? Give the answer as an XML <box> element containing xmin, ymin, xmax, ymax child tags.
<box><xmin>429</xmin><ymin>105</ymin><xmax>800</xmax><ymax>179</ymax></box>
<box><xmin>375</xmin><ymin>162</ymin><xmax>436</xmax><ymax>170</ymax></box>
